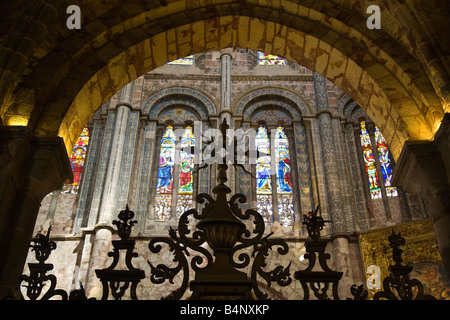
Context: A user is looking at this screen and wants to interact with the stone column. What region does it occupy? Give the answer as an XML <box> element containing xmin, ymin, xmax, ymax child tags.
<box><xmin>73</xmin><ymin>113</ymin><xmax>104</xmax><ymax>232</ymax></box>
<box><xmin>133</xmin><ymin>120</ymin><xmax>157</xmax><ymax>230</ymax></box>
<box><xmin>0</xmin><ymin>127</ymin><xmax>72</xmax><ymax>297</ymax></box>
<box><xmin>303</xmin><ymin>118</ymin><xmax>332</xmax><ymax>235</ymax></box>
<box><xmin>333</xmin><ymin>119</ymin><xmax>355</xmax><ymax>232</ymax></box>
<box><xmin>87</xmin><ymin>110</ymin><xmax>116</xmax><ymax>227</ymax></box>
<box><xmin>98</xmin><ymin>82</ymin><xmax>134</xmax><ymax>224</ymax></box>
<box><xmin>115</xmin><ymin>110</ymin><xmax>140</xmax><ymax>214</ymax></box>
<box><xmin>292</xmin><ymin>123</ymin><xmax>315</xmax><ymax>216</ymax></box>
<box><xmin>313</xmin><ymin>72</ymin><xmax>346</xmax><ymax>234</ymax></box>
<box><xmin>344</xmin><ymin>122</ymin><xmax>370</xmax><ymax>231</ymax></box>
<box><xmin>303</xmin><ymin>120</ymin><xmax>320</xmax><ymax>211</ymax></box>
<box><xmin>146</xmin><ymin>126</ymin><xmax>163</xmax><ymax>232</ymax></box>
<box><xmin>127</xmin><ymin>116</ymin><xmax>147</xmax><ymax>210</ymax></box>
<box><xmin>85</xmin><ymin>81</ymin><xmax>135</xmax><ymax>298</ymax></box>
<box><xmin>220</xmin><ymin>53</ymin><xmax>232</xmax><ymax>112</ymax></box>
<box><xmin>393</xmin><ymin>114</ymin><xmax>450</xmax><ymax>283</ymax></box>
<box><xmin>331</xmin><ymin>234</ymin><xmax>354</xmax><ymax>299</ymax></box>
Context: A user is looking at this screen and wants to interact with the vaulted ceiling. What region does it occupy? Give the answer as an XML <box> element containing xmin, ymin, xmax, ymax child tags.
<box><xmin>0</xmin><ymin>0</ymin><xmax>448</xmax><ymax>159</ymax></box>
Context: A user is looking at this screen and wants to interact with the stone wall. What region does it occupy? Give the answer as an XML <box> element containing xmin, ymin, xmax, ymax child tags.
<box><xmin>23</xmin><ymin>48</ymin><xmax>429</xmax><ymax>299</ymax></box>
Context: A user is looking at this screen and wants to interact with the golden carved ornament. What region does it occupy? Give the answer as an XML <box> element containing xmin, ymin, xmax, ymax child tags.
<box><xmin>358</xmin><ymin>219</ymin><xmax>443</xmax><ymax>299</ymax></box>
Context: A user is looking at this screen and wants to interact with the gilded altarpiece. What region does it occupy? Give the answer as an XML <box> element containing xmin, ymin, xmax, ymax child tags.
<box><xmin>359</xmin><ymin>219</ymin><xmax>449</xmax><ymax>300</ymax></box>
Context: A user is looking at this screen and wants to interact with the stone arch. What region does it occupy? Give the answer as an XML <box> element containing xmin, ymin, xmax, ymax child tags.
<box><xmin>340</xmin><ymin>94</ymin><xmax>374</xmax><ymax>127</ymax></box>
<box><xmin>0</xmin><ymin>1</ymin><xmax>446</xmax><ymax>161</ymax></box>
<box><xmin>141</xmin><ymin>86</ymin><xmax>217</xmax><ymax>120</ymax></box>
<box><xmin>157</xmin><ymin>106</ymin><xmax>202</xmax><ymax>125</ymax></box>
<box><xmin>235</xmin><ymin>87</ymin><xmax>311</xmax><ymax>120</ymax></box>
<box><xmin>337</xmin><ymin>93</ymin><xmax>354</xmax><ymax>117</ymax></box>
<box><xmin>249</xmin><ymin>107</ymin><xmax>293</xmax><ymax>126</ymax></box>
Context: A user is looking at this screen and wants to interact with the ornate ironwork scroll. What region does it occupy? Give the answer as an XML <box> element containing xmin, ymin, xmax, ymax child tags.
<box><xmin>95</xmin><ymin>205</ymin><xmax>145</xmax><ymax>300</ymax></box>
<box><xmin>15</xmin><ymin>117</ymin><xmax>441</xmax><ymax>301</ymax></box>
<box><xmin>359</xmin><ymin>218</ymin><xmax>443</xmax><ymax>299</ymax></box>
<box><xmin>149</xmin><ymin>176</ymin><xmax>292</xmax><ymax>299</ymax></box>
<box><xmin>19</xmin><ymin>226</ymin><xmax>88</xmax><ymax>300</ymax></box>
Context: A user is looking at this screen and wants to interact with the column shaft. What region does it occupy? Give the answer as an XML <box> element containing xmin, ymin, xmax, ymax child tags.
<box><xmin>313</xmin><ymin>72</ymin><xmax>345</xmax><ymax>233</ymax></box>
<box><xmin>98</xmin><ymin>104</ymin><xmax>131</xmax><ymax>223</ymax></box>
<box><xmin>220</xmin><ymin>53</ymin><xmax>232</xmax><ymax>111</ymax></box>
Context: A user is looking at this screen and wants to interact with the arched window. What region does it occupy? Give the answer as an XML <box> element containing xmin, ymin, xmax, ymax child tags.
<box><xmin>359</xmin><ymin>121</ymin><xmax>397</xmax><ymax>199</ymax></box>
<box><xmin>154</xmin><ymin>125</ymin><xmax>195</xmax><ymax>221</ymax></box>
<box><xmin>62</xmin><ymin>127</ymin><xmax>89</xmax><ymax>194</ymax></box>
<box><xmin>255</xmin><ymin>125</ymin><xmax>294</xmax><ymax>226</ymax></box>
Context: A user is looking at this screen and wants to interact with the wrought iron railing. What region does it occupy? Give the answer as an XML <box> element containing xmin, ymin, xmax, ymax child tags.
<box><xmin>11</xmin><ymin>119</ymin><xmax>438</xmax><ymax>301</ymax></box>
<box><xmin>13</xmin><ymin>204</ymin><xmax>437</xmax><ymax>300</ymax></box>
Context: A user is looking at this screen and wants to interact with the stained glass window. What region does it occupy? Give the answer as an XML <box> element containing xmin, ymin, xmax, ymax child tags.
<box><xmin>155</xmin><ymin>125</ymin><xmax>196</xmax><ymax>221</ymax></box>
<box><xmin>374</xmin><ymin>126</ymin><xmax>398</xmax><ymax>197</ymax></box>
<box><xmin>255</xmin><ymin>126</ymin><xmax>273</xmax><ymax>223</ymax></box>
<box><xmin>255</xmin><ymin>125</ymin><xmax>294</xmax><ymax>225</ymax></box>
<box><xmin>274</xmin><ymin>126</ymin><xmax>294</xmax><ymax>226</ymax></box>
<box><xmin>168</xmin><ymin>55</ymin><xmax>194</xmax><ymax>65</ymax></box>
<box><xmin>258</xmin><ymin>52</ymin><xmax>285</xmax><ymax>65</ymax></box>
<box><xmin>360</xmin><ymin>121</ymin><xmax>382</xmax><ymax>199</ymax></box>
<box><xmin>61</xmin><ymin>127</ymin><xmax>89</xmax><ymax>194</ymax></box>
<box><xmin>155</xmin><ymin>125</ymin><xmax>176</xmax><ymax>221</ymax></box>
<box><xmin>177</xmin><ymin>126</ymin><xmax>195</xmax><ymax>218</ymax></box>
